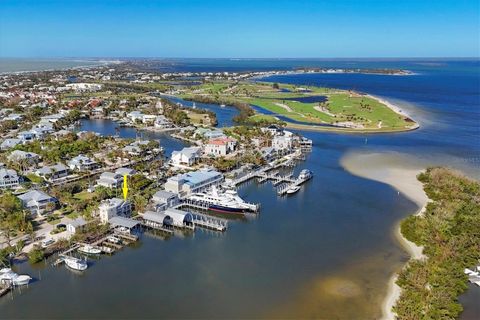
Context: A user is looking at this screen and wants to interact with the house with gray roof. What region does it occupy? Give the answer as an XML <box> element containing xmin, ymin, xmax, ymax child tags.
<box><xmin>68</xmin><ymin>154</ymin><xmax>99</xmax><ymax>171</ymax></box>
<box><xmin>1</xmin><ymin>138</ymin><xmax>21</xmax><ymax>150</ymax></box>
<box><xmin>35</xmin><ymin>163</ymin><xmax>69</xmax><ymax>182</ymax></box>
<box><xmin>97</xmin><ymin>172</ymin><xmax>123</xmax><ymax>188</ymax></box>
<box><xmin>8</xmin><ymin>150</ymin><xmax>41</xmax><ymax>164</ymax></box>
<box><xmin>0</xmin><ymin>168</ymin><xmax>21</xmax><ymax>189</ymax></box>
<box><xmin>170</xmin><ymin>147</ymin><xmax>202</xmax><ymax>166</ymax></box>
<box><xmin>17</xmin><ymin>189</ymin><xmax>57</xmax><ymax>216</ymax></box>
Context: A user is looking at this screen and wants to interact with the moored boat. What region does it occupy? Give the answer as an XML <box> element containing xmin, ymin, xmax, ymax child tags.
<box><xmin>188</xmin><ymin>186</ymin><xmax>257</xmax><ymax>214</ymax></box>
<box><xmin>286</xmin><ymin>185</ymin><xmax>301</xmax><ymax>194</ymax></box>
<box><xmin>0</xmin><ymin>268</ymin><xmax>32</xmax><ymax>286</ymax></box>
<box><xmin>78</xmin><ymin>245</ymin><xmax>102</xmax><ymax>255</ymax></box>
<box><xmin>298</xmin><ymin>169</ymin><xmax>313</xmax><ymax>181</ymax></box>
<box><xmin>64</xmin><ymin>256</ymin><xmax>88</xmax><ymax>271</ymax></box>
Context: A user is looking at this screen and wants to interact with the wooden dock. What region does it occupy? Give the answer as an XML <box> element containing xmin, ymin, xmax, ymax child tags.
<box><xmin>0</xmin><ymin>284</ymin><xmax>11</xmax><ymax>297</ymax></box>
<box><xmin>191</xmin><ymin>212</ymin><xmax>228</xmax><ymax>232</ymax></box>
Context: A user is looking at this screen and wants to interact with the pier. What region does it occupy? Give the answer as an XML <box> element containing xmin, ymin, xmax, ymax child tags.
<box><xmin>190</xmin><ymin>212</ymin><xmax>228</xmax><ymax>232</ymax></box>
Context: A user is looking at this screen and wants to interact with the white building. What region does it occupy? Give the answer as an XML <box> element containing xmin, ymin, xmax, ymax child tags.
<box><xmin>204</xmin><ymin>137</ymin><xmax>237</xmax><ymax>157</ymax></box>
<box><xmin>154</xmin><ymin>115</ymin><xmax>173</xmax><ymax>129</ymax></box>
<box><xmin>8</xmin><ymin>150</ymin><xmax>40</xmax><ymax>164</ymax></box>
<box><xmin>164</xmin><ymin>208</ymin><xmax>193</xmax><ymax>228</ymax></box>
<box><xmin>98</xmin><ymin>198</ymin><xmax>132</xmax><ymax>223</ymax></box>
<box><xmin>164</xmin><ymin>169</ymin><xmax>223</xmax><ymax>196</ymax></box>
<box><xmin>171</xmin><ymin>147</ymin><xmax>202</xmax><ymax>166</ymax></box>
<box><xmin>152</xmin><ymin>190</ymin><xmax>179</xmax><ymax>210</ymax></box>
<box><xmin>68</xmin><ymin>155</ymin><xmax>99</xmax><ymax>171</ymax></box>
<box><xmin>35</xmin><ymin>163</ymin><xmax>69</xmax><ymax>181</ymax></box>
<box><xmin>97</xmin><ymin>172</ymin><xmax>123</xmax><ymax>188</ymax></box>
<box><xmin>272</xmin><ymin>135</ymin><xmax>293</xmax><ymax>151</ymax></box>
<box><xmin>17</xmin><ymin>189</ymin><xmax>57</xmax><ymax>216</ymax></box>
<box><xmin>66</xmin><ymin>217</ymin><xmax>87</xmax><ymax>233</ymax></box>
<box><xmin>66</xmin><ymin>83</ymin><xmax>103</xmax><ymax>92</ymax></box>
<box><xmin>0</xmin><ymin>168</ymin><xmax>21</xmax><ymax>189</ymax></box>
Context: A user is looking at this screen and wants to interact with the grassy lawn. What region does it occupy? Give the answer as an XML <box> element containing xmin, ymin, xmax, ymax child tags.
<box><xmin>248</xmin><ymin>114</ymin><xmax>279</xmax><ymax>122</ymax></box>
<box><xmin>73</xmin><ymin>191</ymin><xmax>96</xmax><ymax>201</ymax></box>
<box><xmin>25</xmin><ymin>173</ymin><xmax>44</xmax><ymax>184</ymax></box>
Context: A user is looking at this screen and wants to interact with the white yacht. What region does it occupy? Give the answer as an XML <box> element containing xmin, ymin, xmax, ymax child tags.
<box><xmin>286</xmin><ymin>185</ymin><xmax>301</xmax><ymax>194</ymax></box>
<box><xmin>64</xmin><ymin>256</ymin><xmax>88</xmax><ymax>271</ymax></box>
<box><xmin>188</xmin><ymin>186</ymin><xmax>257</xmax><ymax>214</ymax></box>
<box><xmin>0</xmin><ymin>268</ymin><xmax>32</xmax><ymax>286</ymax></box>
<box><xmin>298</xmin><ymin>169</ymin><xmax>313</xmax><ymax>181</ymax></box>
<box><xmin>78</xmin><ymin>245</ymin><xmax>102</xmax><ymax>255</ymax></box>
<box><xmin>107</xmin><ymin>236</ymin><xmax>121</xmax><ymax>244</ymax></box>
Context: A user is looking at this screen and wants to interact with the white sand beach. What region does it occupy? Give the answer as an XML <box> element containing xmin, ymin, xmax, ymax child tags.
<box><xmin>341</xmin><ymin>152</ymin><xmax>428</xmax><ymax>320</ymax></box>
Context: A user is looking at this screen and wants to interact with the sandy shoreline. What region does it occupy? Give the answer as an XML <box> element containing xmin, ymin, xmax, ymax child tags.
<box><xmin>341</xmin><ymin>152</ymin><xmax>428</xmax><ymax>320</ymax></box>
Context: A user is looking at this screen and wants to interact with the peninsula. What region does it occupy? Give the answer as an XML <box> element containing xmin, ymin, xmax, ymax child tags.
<box><xmin>177</xmin><ymin>81</ymin><xmax>418</xmax><ymax>133</ymax></box>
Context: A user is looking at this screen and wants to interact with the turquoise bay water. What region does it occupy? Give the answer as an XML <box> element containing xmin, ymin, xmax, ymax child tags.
<box><xmin>0</xmin><ymin>59</ymin><xmax>478</xmax><ymax>319</ymax></box>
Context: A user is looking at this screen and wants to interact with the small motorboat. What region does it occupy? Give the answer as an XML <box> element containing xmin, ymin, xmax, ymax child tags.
<box><xmin>286</xmin><ymin>185</ymin><xmax>301</xmax><ymax>194</ymax></box>
<box><xmin>220</xmin><ymin>104</ymin><xmax>226</xmax><ymax>108</ymax></box>
<box><xmin>107</xmin><ymin>236</ymin><xmax>120</xmax><ymax>244</ymax></box>
<box><xmin>0</xmin><ymin>268</ymin><xmax>32</xmax><ymax>286</ymax></box>
<box><xmin>64</xmin><ymin>256</ymin><xmax>88</xmax><ymax>271</ymax></box>
<box><xmin>78</xmin><ymin>245</ymin><xmax>102</xmax><ymax>255</ymax></box>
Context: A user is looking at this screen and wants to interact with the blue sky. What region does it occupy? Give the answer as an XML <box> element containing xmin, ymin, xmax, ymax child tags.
<box><xmin>0</xmin><ymin>0</ymin><xmax>478</xmax><ymax>58</ymax></box>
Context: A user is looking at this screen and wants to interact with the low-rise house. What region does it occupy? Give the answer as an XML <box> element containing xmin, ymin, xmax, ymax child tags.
<box><xmin>17</xmin><ymin>189</ymin><xmax>57</xmax><ymax>216</ymax></box>
<box><xmin>142</xmin><ymin>114</ymin><xmax>157</xmax><ymax>124</ymax></box>
<box><xmin>115</xmin><ymin>167</ymin><xmax>136</xmax><ymax>176</ymax></box>
<box><xmin>165</xmin><ymin>168</ymin><xmax>223</xmax><ymax>196</ymax></box>
<box><xmin>122</xmin><ymin>140</ymin><xmax>150</xmax><ymax>156</ymax></box>
<box><xmin>204</xmin><ymin>137</ymin><xmax>237</xmax><ymax>157</ymax></box>
<box><xmin>126</xmin><ymin>111</ymin><xmax>144</xmax><ymax>123</ymax></box>
<box><xmin>0</xmin><ymin>138</ymin><xmax>21</xmax><ymax>150</ymax></box>
<box><xmin>154</xmin><ymin>115</ymin><xmax>173</xmax><ymax>129</ymax></box>
<box><xmin>152</xmin><ymin>190</ymin><xmax>179</xmax><ymax>210</ymax></box>
<box><xmin>68</xmin><ymin>155</ymin><xmax>99</xmax><ymax>171</ymax></box>
<box><xmin>98</xmin><ymin>198</ymin><xmax>132</xmax><ymax>223</ymax></box>
<box><xmin>35</xmin><ymin>163</ymin><xmax>69</xmax><ymax>182</ymax></box>
<box><xmin>66</xmin><ymin>217</ymin><xmax>87</xmax><ymax>233</ymax></box>
<box><xmin>8</xmin><ymin>150</ymin><xmax>41</xmax><ymax>165</ymax></box>
<box><xmin>0</xmin><ymin>168</ymin><xmax>21</xmax><ymax>189</ymax></box>
<box><xmin>171</xmin><ymin>147</ymin><xmax>202</xmax><ymax>166</ymax></box>
<box><xmin>194</xmin><ymin>128</ymin><xmax>225</xmax><ymax>139</ymax></box>
<box><xmin>17</xmin><ymin>131</ymin><xmax>36</xmax><ymax>142</ymax></box>
<box><xmin>272</xmin><ymin>135</ymin><xmax>293</xmax><ymax>151</ymax></box>
<box><xmin>2</xmin><ymin>113</ymin><xmax>23</xmax><ymax>122</ymax></box>
<box><xmin>97</xmin><ymin>172</ymin><xmax>123</xmax><ymax>188</ymax></box>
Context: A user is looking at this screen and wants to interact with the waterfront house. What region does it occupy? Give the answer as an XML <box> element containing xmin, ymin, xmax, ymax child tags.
<box><xmin>122</xmin><ymin>140</ymin><xmax>150</xmax><ymax>156</ymax></box>
<box><xmin>98</xmin><ymin>198</ymin><xmax>132</xmax><ymax>223</ymax></box>
<box><xmin>194</xmin><ymin>128</ymin><xmax>225</xmax><ymax>139</ymax></box>
<box><xmin>152</xmin><ymin>190</ymin><xmax>179</xmax><ymax>210</ymax></box>
<box><xmin>204</xmin><ymin>137</ymin><xmax>237</xmax><ymax>157</ymax></box>
<box><xmin>17</xmin><ymin>189</ymin><xmax>57</xmax><ymax>216</ymax></box>
<box><xmin>66</xmin><ymin>217</ymin><xmax>87</xmax><ymax>233</ymax></box>
<box><xmin>97</xmin><ymin>172</ymin><xmax>123</xmax><ymax>188</ymax></box>
<box><xmin>272</xmin><ymin>135</ymin><xmax>293</xmax><ymax>151</ymax></box>
<box><xmin>154</xmin><ymin>115</ymin><xmax>173</xmax><ymax>129</ymax></box>
<box><xmin>0</xmin><ymin>168</ymin><xmax>21</xmax><ymax>189</ymax></box>
<box><xmin>0</xmin><ymin>138</ymin><xmax>21</xmax><ymax>150</ymax></box>
<box><xmin>8</xmin><ymin>150</ymin><xmax>41</xmax><ymax>165</ymax></box>
<box><xmin>35</xmin><ymin>163</ymin><xmax>69</xmax><ymax>182</ymax></box>
<box><xmin>68</xmin><ymin>155</ymin><xmax>99</xmax><ymax>171</ymax></box>
<box><xmin>142</xmin><ymin>114</ymin><xmax>157</xmax><ymax>125</ymax></box>
<box><xmin>126</xmin><ymin>111</ymin><xmax>144</xmax><ymax>123</ymax></box>
<box><xmin>171</xmin><ymin>147</ymin><xmax>202</xmax><ymax>166</ymax></box>
<box><xmin>164</xmin><ymin>168</ymin><xmax>223</xmax><ymax>196</ymax></box>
